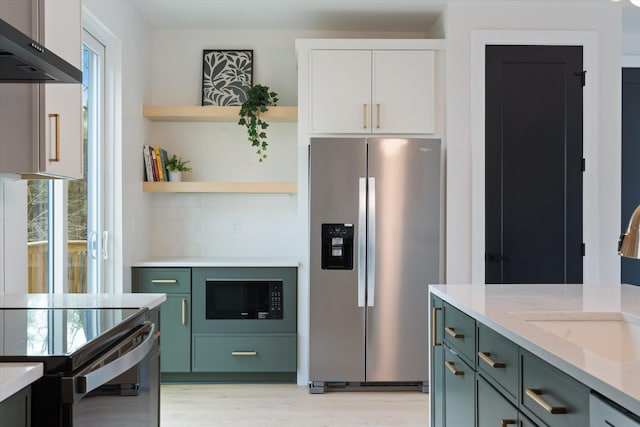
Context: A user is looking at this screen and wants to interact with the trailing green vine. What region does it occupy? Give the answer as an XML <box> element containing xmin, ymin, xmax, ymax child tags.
<box><xmin>238</xmin><ymin>84</ymin><xmax>279</xmax><ymax>162</ymax></box>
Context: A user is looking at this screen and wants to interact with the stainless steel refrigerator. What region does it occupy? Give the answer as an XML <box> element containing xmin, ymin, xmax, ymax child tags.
<box><xmin>309</xmin><ymin>137</ymin><xmax>441</xmax><ymax>393</ymax></box>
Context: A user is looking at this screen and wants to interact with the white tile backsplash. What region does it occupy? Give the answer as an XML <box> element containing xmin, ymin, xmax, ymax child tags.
<box><xmin>149</xmin><ymin>193</ymin><xmax>297</xmax><ymax>258</ymax></box>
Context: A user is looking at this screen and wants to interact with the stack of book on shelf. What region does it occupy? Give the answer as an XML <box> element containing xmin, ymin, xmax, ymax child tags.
<box><xmin>143</xmin><ymin>145</ymin><xmax>169</xmax><ymax>182</ymax></box>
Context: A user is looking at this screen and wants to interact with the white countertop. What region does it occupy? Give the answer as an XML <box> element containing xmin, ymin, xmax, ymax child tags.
<box><xmin>0</xmin><ymin>293</ymin><xmax>166</xmax><ymax>309</ymax></box>
<box><xmin>0</xmin><ymin>363</ymin><xmax>43</xmax><ymax>404</ymax></box>
<box><xmin>430</xmin><ymin>283</ymin><xmax>640</xmax><ymax>415</ymax></box>
<box><xmin>132</xmin><ymin>256</ymin><xmax>299</xmax><ymax>268</ymax></box>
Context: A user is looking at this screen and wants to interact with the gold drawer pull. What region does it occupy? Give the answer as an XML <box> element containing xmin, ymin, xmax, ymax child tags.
<box><xmin>231</xmin><ymin>351</ymin><xmax>258</xmax><ymax>356</ymax></box>
<box><xmin>151</xmin><ymin>279</ymin><xmax>178</xmax><ymax>284</ymax></box>
<box><xmin>432</xmin><ymin>307</ymin><xmax>442</xmax><ymax>346</ymax></box>
<box><xmin>525</xmin><ymin>388</ymin><xmax>567</xmax><ymax>414</ymax></box>
<box><xmin>444</xmin><ymin>361</ymin><xmax>464</xmax><ymax>376</ymax></box>
<box><xmin>501</xmin><ymin>420</ymin><xmax>517</xmax><ymax>427</ymax></box>
<box><xmin>445</xmin><ymin>327</ymin><xmax>464</xmax><ymax>339</ymax></box>
<box><xmin>478</xmin><ymin>351</ymin><xmax>506</xmax><ymax>368</ymax></box>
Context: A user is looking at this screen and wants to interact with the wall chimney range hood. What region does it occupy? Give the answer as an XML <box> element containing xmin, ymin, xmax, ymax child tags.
<box><xmin>0</xmin><ymin>18</ymin><xmax>81</xmax><ymax>83</ymax></box>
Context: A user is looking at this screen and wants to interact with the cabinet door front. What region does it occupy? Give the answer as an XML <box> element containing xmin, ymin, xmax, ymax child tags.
<box><xmin>161</xmin><ymin>294</ymin><xmax>191</xmax><ymax>372</ymax></box>
<box><xmin>443</xmin><ymin>344</ymin><xmax>475</xmax><ymax>427</ymax></box>
<box><xmin>41</xmin><ymin>0</ymin><xmax>83</xmax><ymax>178</ymax></box>
<box><xmin>372</xmin><ymin>50</ymin><xmax>435</xmax><ymax>134</ymax></box>
<box><xmin>310</xmin><ymin>50</ymin><xmax>372</xmax><ymax>133</ymax></box>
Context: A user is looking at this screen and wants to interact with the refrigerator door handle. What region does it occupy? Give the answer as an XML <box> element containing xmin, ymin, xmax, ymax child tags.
<box><xmin>367</xmin><ymin>177</ymin><xmax>376</xmax><ymax>307</ymax></box>
<box><xmin>358</xmin><ymin>177</ymin><xmax>367</xmax><ymax>307</ymax></box>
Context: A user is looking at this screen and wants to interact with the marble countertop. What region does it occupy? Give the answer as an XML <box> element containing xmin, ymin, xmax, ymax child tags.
<box><xmin>0</xmin><ymin>363</ymin><xmax>43</xmax><ymax>404</ymax></box>
<box><xmin>429</xmin><ymin>283</ymin><xmax>640</xmax><ymax>415</ymax></box>
<box><xmin>132</xmin><ymin>256</ymin><xmax>299</xmax><ymax>268</ymax></box>
<box><xmin>0</xmin><ymin>293</ymin><xmax>166</xmax><ymax>309</ymax></box>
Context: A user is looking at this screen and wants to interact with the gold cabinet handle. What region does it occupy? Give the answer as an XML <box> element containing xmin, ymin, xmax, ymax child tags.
<box><xmin>444</xmin><ymin>361</ymin><xmax>464</xmax><ymax>376</ymax></box>
<box><xmin>432</xmin><ymin>307</ymin><xmax>442</xmax><ymax>346</ymax></box>
<box><xmin>363</xmin><ymin>103</ymin><xmax>368</xmax><ymax>129</ymax></box>
<box><xmin>181</xmin><ymin>298</ymin><xmax>187</xmax><ymax>325</ymax></box>
<box><xmin>151</xmin><ymin>279</ymin><xmax>178</xmax><ymax>284</ymax></box>
<box><xmin>231</xmin><ymin>351</ymin><xmax>258</xmax><ymax>356</ymax></box>
<box><xmin>478</xmin><ymin>351</ymin><xmax>506</xmax><ymax>368</ymax></box>
<box><xmin>501</xmin><ymin>420</ymin><xmax>517</xmax><ymax>427</ymax></box>
<box><xmin>445</xmin><ymin>327</ymin><xmax>464</xmax><ymax>339</ymax></box>
<box><xmin>525</xmin><ymin>388</ymin><xmax>567</xmax><ymax>414</ymax></box>
<box><xmin>376</xmin><ymin>103</ymin><xmax>380</xmax><ymax>129</ymax></box>
<box><xmin>48</xmin><ymin>113</ymin><xmax>60</xmax><ymax>162</ymax></box>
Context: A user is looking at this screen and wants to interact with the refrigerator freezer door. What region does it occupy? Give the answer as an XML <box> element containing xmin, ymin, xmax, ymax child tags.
<box><xmin>365</xmin><ymin>138</ymin><xmax>441</xmax><ymax>382</ymax></box>
<box><xmin>309</xmin><ymin>137</ymin><xmax>367</xmax><ymax>382</ymax></box>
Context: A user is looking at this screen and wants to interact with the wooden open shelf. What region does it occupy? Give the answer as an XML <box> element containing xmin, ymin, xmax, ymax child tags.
<box><xmin>142</xmin><ymin>105</ymin><xmax>298</xmax><ymax>122</ymax></box>
<box><xmin>142</xmin><ymin>181</ymin><xmax>297</xmax><ymax>194</ymax></box>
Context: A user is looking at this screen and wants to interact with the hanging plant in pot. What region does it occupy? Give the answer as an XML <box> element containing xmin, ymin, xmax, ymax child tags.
<box><xmin>238</xmin><ymin>84</ymin><xmax>279</xmax><ymax>162</ymax></box>
<box><xmin>165</xmin><ymin>154</ymin><xmax>192</xmax><ymax>182</ymax></box>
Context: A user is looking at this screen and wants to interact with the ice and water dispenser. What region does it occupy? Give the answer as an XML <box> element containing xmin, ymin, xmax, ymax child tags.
<box><xmin>321</xmin><ymin>223</ymin><xmax>354</xmax><ymax>270</ymax></box>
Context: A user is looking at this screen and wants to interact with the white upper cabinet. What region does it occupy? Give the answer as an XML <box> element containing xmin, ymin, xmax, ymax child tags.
<box><xmin>0</xmin><ymin>0</ymin><xmax>82</xmax><ymax>179</ymax></box>
<box><xmin>309</xmin><ymin>49</ymin><xmax>435</xmax><ymax>135</ymax></box>
<box><xmin>39</xmin><ymin>0</ymin><xmax>83</xmax><ymax>179</ymax></box>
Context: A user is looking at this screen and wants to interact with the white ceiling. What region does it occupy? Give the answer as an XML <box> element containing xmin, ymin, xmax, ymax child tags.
<box><xmin>128</xmin><ymin>0</ymin><xmax>640</xmax><ymax>34</ymax></box>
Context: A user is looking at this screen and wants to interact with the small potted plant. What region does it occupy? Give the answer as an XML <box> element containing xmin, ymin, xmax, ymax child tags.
<box><xmin>238</xmin><ymin>84</ymin><xmax>279</xmax><ymax>162</ymax></box>
<box><xmin>165</xmin><ymin>154</ymin><xmax>192</xmax><ymax>182</ymax></box>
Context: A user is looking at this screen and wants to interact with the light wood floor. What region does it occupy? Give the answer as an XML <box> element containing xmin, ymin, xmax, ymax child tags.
<box><xmin>161</xmin><ymin>383</ymin><xmax>429</xmax><ymax>426</ymax></box>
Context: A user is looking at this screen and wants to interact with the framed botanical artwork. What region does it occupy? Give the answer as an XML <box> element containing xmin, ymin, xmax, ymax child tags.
<box><xmin>201</xmin><ymin>49</ymin><xmax>253</xmax><ymax>106</ymax></box>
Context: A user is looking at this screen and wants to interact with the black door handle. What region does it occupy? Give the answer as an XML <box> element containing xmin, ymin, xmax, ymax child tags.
<box><xmin>486</xmin><ymin>253</ymin><xmax>510</xmax><ymax>263</ymax></box>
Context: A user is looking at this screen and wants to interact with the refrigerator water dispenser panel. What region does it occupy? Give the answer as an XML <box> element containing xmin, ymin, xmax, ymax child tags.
<box><xmin>321</xmin><ymin>223</ymin><xmax>354</xmax><ymax>270</ymax></box>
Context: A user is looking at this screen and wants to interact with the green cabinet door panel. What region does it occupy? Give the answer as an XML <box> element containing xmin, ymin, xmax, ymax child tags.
<box><xmin>477</xmin><ymin>375</ymin><xmax>519</xmax><ymax>427</ymax></box>
<box><xmin>161</xmin><ymin>294</ymin><xmax>191</xmax><ymax>372</ymax></box>
<box><xmin>443</xmin><ymin>344</ymin><xmax>475</xmax><ymax>427</ymax></box>
<box><xmin>430</xmin><ymin>295</ymin><xmax>444</xmax><ymax>427</ymax></box>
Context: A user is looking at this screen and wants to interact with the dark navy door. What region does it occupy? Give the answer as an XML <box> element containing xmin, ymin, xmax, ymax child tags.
<box><xmin>485</xmin><ymin>45</ymin><xmax>584</xmax><ymax>284</ymax></box>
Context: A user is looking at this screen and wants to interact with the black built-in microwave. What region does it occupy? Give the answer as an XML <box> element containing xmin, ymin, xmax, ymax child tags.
<box><xmin>205</xmin><ymin>279</ymin><xmax>283</xmax><ymax>319</ymax></box>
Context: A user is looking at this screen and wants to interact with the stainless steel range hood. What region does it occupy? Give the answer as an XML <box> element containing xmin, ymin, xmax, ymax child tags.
<box><xmin>0</xmin><ymin>17</ymin><xmax>81</xmax><ymax>83</ymax></box>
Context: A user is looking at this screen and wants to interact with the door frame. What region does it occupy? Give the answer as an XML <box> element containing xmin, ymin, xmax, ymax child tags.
<box><xmin>470</xmin><ymin>30</ymin><xmax>599</xmax><ymax>284</ymax></box>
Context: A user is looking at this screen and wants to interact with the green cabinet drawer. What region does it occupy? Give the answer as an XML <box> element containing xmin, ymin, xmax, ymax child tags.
<box><xmin>521</xmin><ymin>350</ymin><xmax>589</xmax><ymax>427</ymax></box>
<box><xmin>477</xmin><ymin>375</ymin><xmax>519</xmax><ymax>427</ymax></box>
<box><xmin>443</xmin><ymin>343</ymin><xmax>475</xmax><ymax>427</ymax></box>
<box><xmin>135</xmin><ymin>267</ymin><xmax>191</xmax><ymax>294</ymax></box>
<box><xmin>443</xmin><ymin>302</ymin><xmax>476</xmax><ymax>366</ymax></box>
<box><xmin>192</xmin><ymin>334</ymin><xmax>296</xmax><ymax>372</ymax></box>
<box><xmin>477</xmin><ymin>322</ymin><xmax>519</xmax><ymax>402</ymax></box>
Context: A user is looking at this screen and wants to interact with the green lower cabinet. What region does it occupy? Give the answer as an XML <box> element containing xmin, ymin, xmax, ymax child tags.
<box><xmin>193</xmin><ymin>334</ymin><xmax>297</xmax><ymax>372</ymax></box>
<box><xmin>430</xmin><ymin>296</ymin><xmax>444</xmax><ymax>427</ymax></box>
<box><xmin>161</xmin><ymin>294</ymin><xmax>191</xmax><ymax>372</ymax></box>
<box><xmin>478</xmin><ymin>375</ymin><xmax>537</xmax><ymax>427</ymax></box>
<box><xmin>521</xmin><ymin>350</ymin><xmax>589</xmax><ymax>427</ymax></box>
<box><xmin>0</xmin><ymin>386</ymin><xmax>31</xmax><ymax>427</ymax></box>
<box><xmin>443</xmin><ymin>344</ymin><xmax>475</xmax><ymax>427</ymax></box>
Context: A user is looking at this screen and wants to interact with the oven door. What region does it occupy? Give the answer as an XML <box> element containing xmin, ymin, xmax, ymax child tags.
<box><xmin>61</xmin><ymin>321</ymin><xmax>160</xmax><ymax>427</ymax></box>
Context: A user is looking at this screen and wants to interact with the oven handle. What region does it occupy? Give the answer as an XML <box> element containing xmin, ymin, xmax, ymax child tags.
<box><xmin>61</xmin><ymin>321</ymin><xmax>157</xmax><ymax>404</ymax></box>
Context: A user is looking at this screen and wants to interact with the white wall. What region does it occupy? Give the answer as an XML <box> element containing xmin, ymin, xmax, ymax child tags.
<box><xmin>84</xmin><ymin>0</ymin><xmax>152</xmax><ymax>292</ymax></box>
<box><xmin>445</xmin><ymin>2</ymin><xmax>622</xmax><ymax>285</ymax></box>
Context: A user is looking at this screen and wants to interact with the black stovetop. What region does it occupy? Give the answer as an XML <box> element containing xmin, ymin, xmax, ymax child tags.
<box><xmin>0</xmin><ymin>307</ymin><xmax>146</xmax><ymax>372</ymax></box>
